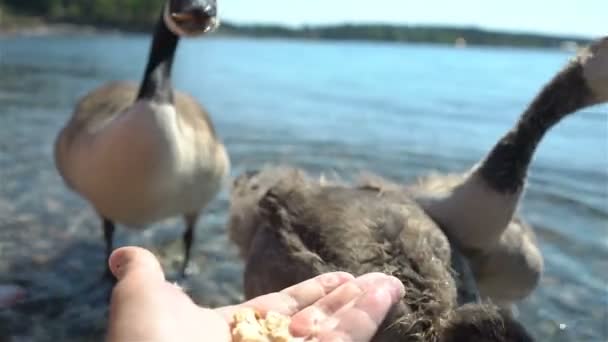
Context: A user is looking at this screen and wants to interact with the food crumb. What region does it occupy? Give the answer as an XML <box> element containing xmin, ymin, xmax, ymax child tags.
<box><xmin>232</xmin><ymin>308</ymin><xmax>293</xmax><ymax>342</ymax></box>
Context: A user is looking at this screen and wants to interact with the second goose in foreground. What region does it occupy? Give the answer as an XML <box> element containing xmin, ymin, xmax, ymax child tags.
<box><xmin>408</xmin><ymin>37</ymin><xmax>608</xmax><ymax>308</ymax></box>
<box><xmin>54</xmin><ymin>0</ymin><xmax>230</xmax><ymax>277</ymax></box>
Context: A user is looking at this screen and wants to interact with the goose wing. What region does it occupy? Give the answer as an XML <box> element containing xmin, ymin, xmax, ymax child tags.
<box><xmin>54</xmin><ymin>81</ymin><xmax>139</xmax><ymax>189</ymax></box>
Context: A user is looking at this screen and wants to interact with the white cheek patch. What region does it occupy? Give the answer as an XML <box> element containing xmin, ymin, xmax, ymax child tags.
<box><xmin>163</xmin><ymin>2</ymin><xmax>189</xmax><ymax>36</ymax></box>
<box><xmin>207</xmin><ymin>17</ymin><xmax>220</xmax><ymax>33</ymax></box>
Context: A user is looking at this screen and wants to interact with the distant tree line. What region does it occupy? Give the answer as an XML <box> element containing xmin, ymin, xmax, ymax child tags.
<box><xmin>1</xmin><ymin>0</ymin><xmax>591</xmax><ymax>48</ymax></box>
<box><xmin>219</xmin><ymin>23</ymin><xmax>590</xmax><ymax>48</ymax></box>
<box><xmin>0</xmin><ymin>0</ymin><xmax>164</xmax><ymax>30</ymax></box>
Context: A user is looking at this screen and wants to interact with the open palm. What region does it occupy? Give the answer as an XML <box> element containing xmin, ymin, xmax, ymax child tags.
<box><xmin>106</xmin><ymin>247</ymin><xmax>404</xmax><ymax>342</ymax></box>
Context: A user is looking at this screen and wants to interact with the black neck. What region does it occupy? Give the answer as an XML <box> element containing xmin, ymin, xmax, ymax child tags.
<box><xmin>137</xmin><ymin>10</ymin><xmax>179</xmax><ymax>103</ymax></box>
<box><xmin>478</xmin><ymin>62</ymin><xmax>593</xmax><ymax>193</ymax></box>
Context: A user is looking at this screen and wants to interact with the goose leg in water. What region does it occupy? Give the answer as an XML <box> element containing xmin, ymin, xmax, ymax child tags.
<box><xmin>181</xmin><ymin>214</ymin><xmax>199</xmax><ymax>277</ymax></box>
<box><xmin>103</xmin><ymin>218</ymin><xmax>116</xmax><ymax>278</ymax></box>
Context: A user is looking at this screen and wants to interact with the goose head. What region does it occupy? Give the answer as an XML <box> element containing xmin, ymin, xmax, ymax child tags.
<box><xmin>164</xmin><ymin>0</ymin><xmax>219</xmax><ymax>37</ymax></box>
<box><xmin>228</xmin><ymin>166</ymin><xmax>309</xmax><ymax>258</ymax></box>
<box><xmin>579</xmin><ymin>37</ymin><xmax>608</xmax><ymax>104</ymax></box>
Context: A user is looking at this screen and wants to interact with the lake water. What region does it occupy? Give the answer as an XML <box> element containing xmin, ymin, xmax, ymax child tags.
<box><xmin>0</xmin><ymin>35</ymin><xmax>606</xmax><ymax>341</ymax></box>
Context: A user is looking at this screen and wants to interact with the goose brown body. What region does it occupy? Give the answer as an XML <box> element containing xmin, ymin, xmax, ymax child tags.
<box><xmin>55</xmin><ymin>81</ymin><xmax>228</xmax><ymax>227</ymax></box>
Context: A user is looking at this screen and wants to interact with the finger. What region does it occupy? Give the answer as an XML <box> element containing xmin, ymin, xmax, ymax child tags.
<box><xmin>290</xmin><ymin>273</ymin><xmax>403</xmax><ymax>337</ymax></box>
<box><xmin>280</xmin><ymin>272</ymin><xmax>356</xmax><ymax>311</ymax></box>
<box><xmin>216</xmin><ymin>272</ymin><xmax>354</xmax><ymax>320</ymax></box>
<box><xmin>319</xmin><ymin>282</ymin><xmax>404</xmax><ymax>342</ymax></box>
<box><xmin>107</xmin><ymin>247</ymin><xmax>182</xmax><ymax>342</ymax></box>
<box><xmin>291</xmin><ymin>273</ymin><xmax>383</xmax><ymax>336</ymax></box>
<box><xmin>108</xmin><ymin>246</ymin><xmax>165</xmax><ymax>283</ymax></box>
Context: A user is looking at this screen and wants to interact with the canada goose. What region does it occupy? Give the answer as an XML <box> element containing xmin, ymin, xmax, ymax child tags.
<box><xmin>54</xmin><ymin>0</ymin><xmax>229</xmax><ymax>277</ymax></box>
<box><xmin>227</xmin><ymin>167</ymin><xmax>534</xmax><ymax>341</ymax></box>
<box><xmin>407</xmin><ymin>37</ymin><xmax>608</xmax><ymax>307</ymax></box>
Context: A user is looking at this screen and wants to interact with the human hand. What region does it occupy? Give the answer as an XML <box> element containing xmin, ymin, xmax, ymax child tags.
<box><xmin>106</xmin><ymin>246</ymin><xmax>404</xmax><ymax>342</ymax></box>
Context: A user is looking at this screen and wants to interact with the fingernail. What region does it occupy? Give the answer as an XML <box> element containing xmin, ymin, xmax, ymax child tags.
<box><xmin>109</xmin><ymin>248</ymin><xmax>134</xmax><ymax>280</ymax></box>
<box><xmin>383</xmin><ymin>276</ymin><xmax>405</xmax><ymax>301</ymax></box>
<box><xmin>319</xmin><ymin>273</ymin><xmax>341</xmax><ymax>288</ymax></box>
<box><xmin>319</xmin><ymin>272</ymin><xmax>353</xmax><ymax>288</ymax></box>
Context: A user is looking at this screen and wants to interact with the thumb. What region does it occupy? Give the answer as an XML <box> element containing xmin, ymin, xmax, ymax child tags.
<box><xmin>108</xmin><ymin>246</ymin><xmax>165</xmax><ymax>283</ymax></box>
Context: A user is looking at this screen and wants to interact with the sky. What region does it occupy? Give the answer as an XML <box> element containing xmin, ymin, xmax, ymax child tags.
<box><xmin>219</xmin><ymin>0</ymin><xmax>604</xmax><ymax>39</ymax></box>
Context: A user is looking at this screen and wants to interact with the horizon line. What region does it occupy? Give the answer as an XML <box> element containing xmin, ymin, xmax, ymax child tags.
<box><xmin>221</xmin><ymin>19</ymin><xmax>598</xmax><ymax>41</ymax></box>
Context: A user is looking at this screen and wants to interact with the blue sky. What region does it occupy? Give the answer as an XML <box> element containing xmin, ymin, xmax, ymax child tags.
<box><xmin>220</xmin><ymin>0</ymin><xmax>604</xmax><ymax>38</ymax></box>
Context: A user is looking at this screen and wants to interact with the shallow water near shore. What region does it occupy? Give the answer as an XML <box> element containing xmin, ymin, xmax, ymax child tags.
<box><xmin>0</xmin><ymin>35</ymin><xmax>607</xmax><ymax>341</ymax></box>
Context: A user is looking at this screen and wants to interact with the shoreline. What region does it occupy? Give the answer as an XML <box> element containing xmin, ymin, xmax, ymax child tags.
<box><xmin>0</xmin><ymin>27</ymin><xmax>581</xmax><ymax>54</ymax></box>
<box><xmin>0</xmin><ymin>15</ymin><xmax>126</xmax><ymax>37</ymax></box>
<box><xmin>0</xmin><ymin>8</ymin><xmax>133</xmax><ymax>37</ymax></box>
<box><xmin>0</xmin><ymin>11</ymin><xmax>587</xmax><ymax>52</ymax></box>
<box><xmin>0</xmin><ymin>22</ymin><xmax>118</xmax><ymax>37</ymax></box>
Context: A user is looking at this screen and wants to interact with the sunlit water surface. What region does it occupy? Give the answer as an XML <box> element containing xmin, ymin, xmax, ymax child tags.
<box><xmin>0</xmin><ymin>35</ymin><xmax>606</xmax><ymax>341</ymax></box>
